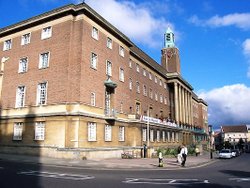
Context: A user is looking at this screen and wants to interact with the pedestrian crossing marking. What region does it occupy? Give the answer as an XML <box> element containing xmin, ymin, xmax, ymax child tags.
<box><xmin>17</xmin><ymin>171</ymin><xmax>95</xmax><ymax>181</ymax></box>
<box><xmin>123</xmin><ymin>178</ymin><xmax>209</xmax><ymax>185</ymax></box>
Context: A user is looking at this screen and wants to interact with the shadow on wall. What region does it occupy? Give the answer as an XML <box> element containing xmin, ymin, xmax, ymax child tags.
<box><xmin>0</xmin><ymin>107</ymin><xmax>42</xmax><ymax>188</ymax></box>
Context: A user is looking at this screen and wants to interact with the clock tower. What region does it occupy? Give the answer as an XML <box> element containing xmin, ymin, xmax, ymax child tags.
<box><xmin>161</xmin><ymin>27</ymin><xmax>181</xmax><ymax>74</ymax></box>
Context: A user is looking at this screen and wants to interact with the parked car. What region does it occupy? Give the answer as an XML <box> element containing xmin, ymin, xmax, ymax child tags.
<box><xmin>219</xmin><ymin>149</ymin><xmax>233</xmax><ymax>159</ymax></box>
<box><xmin>231</xmin><ymin>149</ymin><xmax>240</xmax><ymax>157</ymax></box>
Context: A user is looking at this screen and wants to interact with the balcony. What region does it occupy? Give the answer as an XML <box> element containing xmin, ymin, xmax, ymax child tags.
<box><xmin>104</xmin><ymin>108</ymin><xmax>116</xmax><ymax>120</ymax></box>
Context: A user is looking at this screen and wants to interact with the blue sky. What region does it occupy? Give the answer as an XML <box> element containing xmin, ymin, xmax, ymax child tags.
<box><xmin>1</xmin><ymin>0</ymin><xmax>250</xmax><ymax>129</ymax></box>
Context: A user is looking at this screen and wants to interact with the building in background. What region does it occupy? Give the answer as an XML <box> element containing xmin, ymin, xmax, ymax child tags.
<box><xmin>0</xmin><ymin>2</ymin><xmax>208</xmax><ymax>159</ymax></box>
<box><xmin>221</xmin><ymin>125</ymin><xmax>248</xmax><ymax>151</ymax></box>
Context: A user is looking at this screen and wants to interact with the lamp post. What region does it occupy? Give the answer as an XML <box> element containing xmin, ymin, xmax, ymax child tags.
<box><xmin>208</xmin><ymin>125</ymin><xmax>213</xmax><ymax>159</ymax></box>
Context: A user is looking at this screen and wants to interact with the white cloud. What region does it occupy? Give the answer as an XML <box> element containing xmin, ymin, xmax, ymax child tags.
<box><xmin>84</xmin><ymin>0</ymin><xmax>171</xmax><ymax>47</ymax></box>
<box><xmin>242</xmin><ymin>39</ymin><xmax>250</xmax><ymax>78</ymax></box>
<box><xmin>198</xmin><ymin>84</ymin><xmax>250</xmax><ymax>129</ymax></box>
<box><xmin>243</xmin><ymin>39</ymin><xmax>250</xmax><ymax>56</ymax></box>
<box><xmin>189</xmin><ymin>13</ymin><xmax>250</xmax><ymax>30</ymax></box>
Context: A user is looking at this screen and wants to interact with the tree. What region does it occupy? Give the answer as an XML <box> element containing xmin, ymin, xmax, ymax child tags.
<box><xmin>237</xmin><ymin>138</ymin><xmax>245</xmax><ymax>151</ymax></box>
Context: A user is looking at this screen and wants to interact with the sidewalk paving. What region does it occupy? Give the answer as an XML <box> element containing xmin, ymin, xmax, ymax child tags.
<box><xmin>0</xmin><ymin>152</ymin><xmax>216</xmax><ymax>170</ymax></box>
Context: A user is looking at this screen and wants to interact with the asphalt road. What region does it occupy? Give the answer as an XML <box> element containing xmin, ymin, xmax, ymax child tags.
<box><xmin>0</xmin><ymin>153</ymin><xmax>250</xmax><ymax>188</ymax></box>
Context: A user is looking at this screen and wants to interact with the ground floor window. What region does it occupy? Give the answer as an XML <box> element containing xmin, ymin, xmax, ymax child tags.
<box><xmin>105</xmin><ymin>124</ymin><xmax>112</xmax><ymax>141</ymax></box>
<box><xmin>172</xmin><ymin>132</ymin><xmax>175</xmax><ymax>142</ymax></box>
<box><xmin>142</xmin><ymin>128</ymin><xmax>147</xmax><ymax>142</ymax></box>
<box><xmin>88</xmin><ymin>122</ymin><xmax>97</xmax><ymax>141</ymax></box>
<box><xmin>34</xmin><ymin>122</ymin><xmax>45</xmax><ymax>140</ymax></box>
<box><xmin>167</xmin><ymin>131</ymin><xmax>170</xmax><ymax>142</ymax></box>
<box><xmin>175</xmin><ymin>132</ymin><xmax>179</xmax><ymax>142</ymax></box>
<box><xmin>13</xmin><ymin>122</ymin><xmax>23</xmax><ymax>140</ymax></box>
<box><xmin>150</xmin><ymin>129</ymin><xmax>154</xmax><ymax>142</ymax></box>
<box><xmin>119</xmin><ymin>126</ymin><xmax>125</xmax><ymax>141</ymax></box>
<box><xmin>156</xmin><ymin>130</ymin><xmax>160</xmax><ymax>142</ymax></box>
<box><xmin>162</xmin><ymin>131</ymin><xmax>166</xmax><ymax>142</ymax></box>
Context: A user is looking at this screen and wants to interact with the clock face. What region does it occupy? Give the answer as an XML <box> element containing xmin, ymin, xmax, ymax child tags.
<box><xmin>167</xmin><ymin>50</ymin><xmax>172</xmax><ymax>58</ymax></box>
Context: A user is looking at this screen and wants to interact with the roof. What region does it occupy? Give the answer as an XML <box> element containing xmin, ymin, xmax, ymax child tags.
<box><xmin>221</xmin><ymin>125</ymin><xmax>247</xmax><ymax>133</ymax></box>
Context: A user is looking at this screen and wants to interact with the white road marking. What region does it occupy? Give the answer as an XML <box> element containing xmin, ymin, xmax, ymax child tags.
<box><xmin>123</xmin><ymin>178</ymin><xmax>209</xmax><ymax>185</ymax></box>
<box><xmin>229</xmin><ymin>177</ymin><xmax>250</xmax><ymax>182</ymax></box>
<box><xmin>17</xmin><ymin>171</ymin><xmax>95</xmax><ymax>181</ymax></box>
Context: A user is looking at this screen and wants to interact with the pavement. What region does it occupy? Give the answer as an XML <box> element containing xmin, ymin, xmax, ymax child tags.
<box><xmin>0</xmin><ymin>152</ymin><xmax>216</xmax><ymax>170</ymax></box>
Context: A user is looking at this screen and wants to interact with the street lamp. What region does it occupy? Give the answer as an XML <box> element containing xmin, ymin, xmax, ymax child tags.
<box><xmin>208</xmin><ymin>125</ymin><xmax>213</xmax><ymax>159</ymax></box>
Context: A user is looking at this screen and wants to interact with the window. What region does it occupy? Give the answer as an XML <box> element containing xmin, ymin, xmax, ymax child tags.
<box><xmin>160</xmin><ymin>94</ymin><xmax>163</xmax><ymax>103</ymax></box>
<box><xmin>119</xmin><ymin>46</ymin><xmax>124</xmax><ymax>57</ymax></box>
<box><xmin>142</xmin><ymin>128</ymin><xmax>147</xmax><ymax>142</ymax></box>
<box><xmin>129</xmin><ymin>59</ymin><xmax>132</xmax><ymax>68</ymax></box>
<box><xmin>21</xmin><ymin>33</ymin><xmax>31</xmax><ymax>45</ymax></box>
<box><xmin>106</xmin><ymin>60</ymin><xmax>112</xmax><ymax>76</ymax></box>
<box><xmin>129</xmin><ymin>78</ymin><xmax>132</xmax><ymax>90</ymax></box>
<box><xmin>92</xmin><ymin>27</ymin><xmax>98</xmax><ymax>40</ymax></box>
<box><xmin>135</xmin><ymin>102</ymin><xmax>141</xmax><ymax>115</ymax></box>
<box><xmin>150</xmin><ymin>129</ymin><xmax>154</xmax><ymax>142</ymax></box>
<box><xmin>120</xmin><ymin>102</ymin><xmax>123</xmax><ymax>113</ymax></box>
<box><xmin>172</xmin><ymin>132</ymin><xmax>175</xmax><ymax>142</ymax></box>
<box><xmin>88</xmin><ymin>122</ymin><xmax>96</xmax><ymax>141</ymax></box>
<box><xmin>39</xmin><ymin>52</ymin><xmax>50</xmax><ymax>69</ymax></box>
<box><xmin>91</xmin><ymin>52</ymin><xmax>98</xmax><ymax>69</ymax></box>
<box><xmin>136</xmin><ymin>63</ymin><xmax>140</xmax><ymax>72</ymax></box>
<box><xmin>118</xmin><ymin>68</ymin><xmax>124</xmax><ymax>82</ymax></box>
<box><xmin>18</xmin><ymin>57</ymin><xmax>28</xmax><ymax>73</ymax></box>
<box><xmin>149</xmin><ymin>72</ymin><xmax>152</xmax><ymax>80</ymax></box>
<box><xmin>41</xmin><ymin>26</ymin><xmax>52</xmax><ymax>39</ymax></box>
<box><xmin>37</xmin><ymin>82</ymin><xmax>47</xmax><ymax>105</ymax></box>
<box><xmin>162</xmin><ymin>131</ymin><xmax>166</xmax><ymax>142</ymax></box>
<box><xmin>164</xmin><ymin>97</ymin><xmax>167</xmax><ymax>105</ymax></box>
<box><xmin>107</xmin><ymin>37</ymin><xmax>112</xmax><ymax>49</ymax></box>
<box><xmin>157</xmin><ymin>130</ymin><xmax>160</xmax><ymax>142</ymax></box>
<box><xmin>136</xmin><ymin>81</ymin><xmax>140</xmax><ymax>93</ymax></box>
<box><xmin>155</xmin><ymin>76</ymin><xmax>158</xmax><ymax>83</ymax></box>
<box><xmin>90</xmin><ymin>92</ymin><xmax>96</xmax><ymax>106</ymax></box>
<box><xmin>16</xmin><ymin>86</ymin><xmax>26</xmax><ymax>108</ymax></box>
<box><xmin>164</xmin><ymin>82</ymin><xmax>167</xmax><ymax>89</ymax></box>
<box><xmin>105</xmin><ymin>124</ymin><xmax>112</xmax><ymax>141</ymax></box>
<box><xmin>3</xmin><ymin>39</ymin><xmax>12</xmax><ymax>51</ymax></box>
<box><xmin>176</xmin><ymin>132</ymin><xmax>179</xmax><ymax>142</ymax></box>
<box><xmin>119</xmin><ymin>126</ymin><xmax>125</xmax><ymax>141</ymax></box>
<box><xmin>159</xmin><ymin>79</ymin><xmax>162</xmax><ymax>86</ymax></box>
<box><xmin>167</xmin><ymin>132</ymin><xmax>170</xmax><ymax>142</ymax></box>
<box><xmin>143</xmin><ymin>85</ymin><xmax>147</xmax><ymax>96</ymax></box>
<box><xmin>35</xmin><ymin>122</ymin><xmax>45</xmax><ymax>140</ymax></box>
<box><xmin>13</xmin><ymin>122</ymin><xmax>23</xmax><ymax>140</ymax></box>
<box><xmin>143</xmin><ymin>68</ymin><xmax>147</xmax><ymax>76</ymax></box>
<box><xmin>166</xmin><ymin>33</ymin><xmax>171</xmax><ymax>41</ymax></box>
<box><xmin>155</xmin><ymin>93</ymin><xmax>158</xmax><ymax>101</ymax></box>
<box><xmin>149</xmin><ymin>88</ymin><xmax>153</xmax><ymax>99</ymax></box>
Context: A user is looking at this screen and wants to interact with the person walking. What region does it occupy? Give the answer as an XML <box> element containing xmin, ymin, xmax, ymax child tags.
<box><xmin>195</xmin><ymin>147</ymin><xmax>200</xmax><ymax>157</ymax></box>
<box><xmin>180</xmin><ymin>144</ymin><xmax>188</xmax><ymax>167</ymax></box>
<box><xmin>177</xmin><ymin>145</ymin><xmax>182</xmax><ymax>164</ymax></box>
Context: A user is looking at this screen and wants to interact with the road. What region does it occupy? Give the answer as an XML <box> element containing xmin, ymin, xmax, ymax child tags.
<box><xmin>0</xmin><ymin>153</ymin><xmax>250</xmax><ymax>188</ymax></box>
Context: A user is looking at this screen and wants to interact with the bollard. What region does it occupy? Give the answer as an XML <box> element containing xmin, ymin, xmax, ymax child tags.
<box><xmin>158</xmin><ymin>152</ymin><xmax>163</xmax><ymax>167</ymax></box>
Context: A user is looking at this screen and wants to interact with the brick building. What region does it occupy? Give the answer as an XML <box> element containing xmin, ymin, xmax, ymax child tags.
<box><xmin>0</xmin><ymin>3</ymin><xmax>208</xmax><ymax>159</ymax></box>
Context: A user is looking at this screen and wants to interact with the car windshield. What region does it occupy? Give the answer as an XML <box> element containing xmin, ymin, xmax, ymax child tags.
<box><xmin>221</xmin><ymin>150</ymin><xmax>229</xmax><ymax>153</ymax></box>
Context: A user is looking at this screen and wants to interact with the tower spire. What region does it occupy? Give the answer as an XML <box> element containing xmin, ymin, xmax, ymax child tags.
<box><xmin>164</xmin><ymin>26</ymin><xmax>175</xmax><ymax>48</ymax></box>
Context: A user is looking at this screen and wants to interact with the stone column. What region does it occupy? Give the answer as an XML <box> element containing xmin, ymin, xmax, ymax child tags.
<box><xmin>182</xmin><ymin>88</ymin><xmax>186</xmax><ymax>124</ymax></box>
<box><xmin>178</xmin><ymin>85</ymin><xmax>182</xmax><ymax>123</ymax></box>
<box><xmin>174</xmin><ymin>82</ymin><xmax>179</xmax><ymax>123</ymax></box>
<box><xmin>190</xmin><ymin>93</ymin><xmax>194</xmax><ymax>125</ymax></box>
